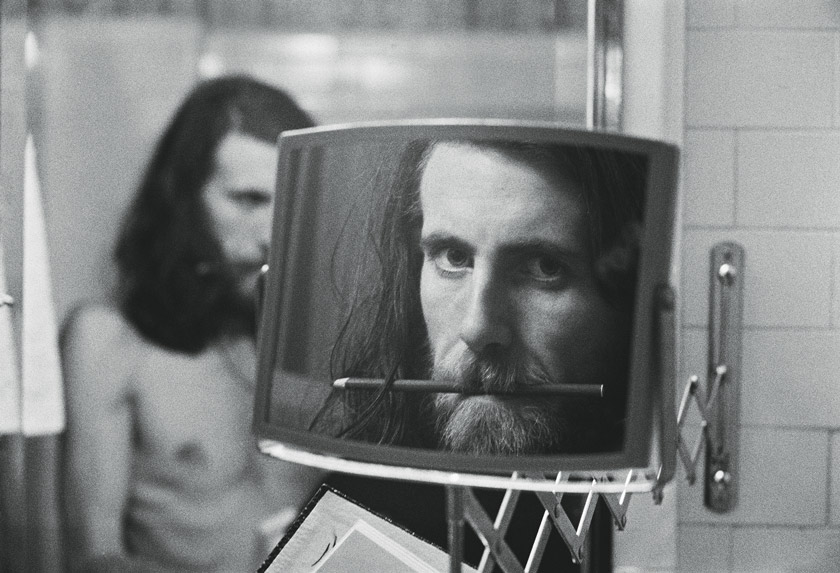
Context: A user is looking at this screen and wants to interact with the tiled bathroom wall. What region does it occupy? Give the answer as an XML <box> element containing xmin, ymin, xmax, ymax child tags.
<box><xmin>678</xmin><ymin>1</ymin><xmax>840</xmax><ymax>570</ymax></box>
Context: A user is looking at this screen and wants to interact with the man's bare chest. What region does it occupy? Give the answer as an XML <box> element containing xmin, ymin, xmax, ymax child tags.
<box><xmin>130</xmin><ymin>345</ymin><xmax>260</xmax><ymax>489</ymax></box>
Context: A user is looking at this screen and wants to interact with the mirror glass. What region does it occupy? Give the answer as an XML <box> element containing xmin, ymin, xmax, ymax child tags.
<box><xmin>255</xmin><ymin>121</ymin><xmax>679</xmax><ymax>477</ymax></box>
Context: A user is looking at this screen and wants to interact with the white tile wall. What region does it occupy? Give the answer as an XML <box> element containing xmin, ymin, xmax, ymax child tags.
<box><xmin>684</xmin><ymin>130</ymin><xmax>736</xmax><ymax>227</ymax></box>
<box><xmin>676</xmin><ymin>6</ymin><xmax>840</xmax><ymax>572</ymax></box>
<box><xmin>678</xmin><ymin>428</ymin><xmax>829</xmax><ymax>526</ymax></box>
<box><xmin>834</xmin><ymin>236</ymin><xmax>840</xmax><ymax>327</ymax></box>
<box><xmin>687</xmin><ymin>0</ymin><xmax>735</xmax><ymax>29</ymax></box>
<box><xmin>730</xmin><ymin>527</ymin><xmax>840</xmax><ymax>571</ymax></box>
<box><xmin>735</xmin><ymin>0</ymin><xmax>840</xmax><ymax>29</ymax></box>
<box><xmin>741</xmin><ymin>331</ymin><xmax>840</xmax><ymax>427</ymax></box>
<box><xmin>677</xmin><ymin>525</ymin><xmax>733</xmax><ymax>572</ymax></box>
<box><xmin>835</xmin><ymin>34</ymin><xmax>840</xmax><ymax>128</ymax></box>
<box><xmin>737</xmin><ymin>132</ymin><xmax>840</xmax><ymax>228</ymax></box>
<box><xmin>832</xmin><ymin>432</ymin><xmax>840</xmax><ymax>525</ymax></box>
<box><xmin>686</xmin><ymin>31</ymin><xmax>835</xmax><ymax>128</ymax></box>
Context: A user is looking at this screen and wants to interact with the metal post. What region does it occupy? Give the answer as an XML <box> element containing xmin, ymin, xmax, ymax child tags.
<box><xmin>446</xmin><ymin>486</ymin><xmax>465</xmax><ymax>573</ymax></box>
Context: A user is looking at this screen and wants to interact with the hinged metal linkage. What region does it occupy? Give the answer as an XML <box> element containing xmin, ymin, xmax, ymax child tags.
<box><xmin>446</xmin><ymin>469</ymin><xmax>644</xmax><ymax>572</ymax></box>
<box><xmin>532</xmin><ymin>476</ymin><xmax>598</xmax><ymax>565</ymax></box>
<box><xmin>676</xmin><ymin>366</ymin><xmax>727</xmax><ymax>485</ymax></box>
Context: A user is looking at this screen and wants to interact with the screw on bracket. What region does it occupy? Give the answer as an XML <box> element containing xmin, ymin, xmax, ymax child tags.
<box><xmin>718</xmin><ymin>262</ymin><xmax>737</xmax><ymax>286</ymax></box>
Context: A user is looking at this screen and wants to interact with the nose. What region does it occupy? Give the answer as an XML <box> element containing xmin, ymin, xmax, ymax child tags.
<box><xmin>458</xmin><ymin>269</ymin><xmax>512</xmax><ymax>353</ymax></box>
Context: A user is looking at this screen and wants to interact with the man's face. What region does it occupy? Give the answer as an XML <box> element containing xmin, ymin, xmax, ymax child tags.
<box><xmin>418</xmin><ymin>143</ymin><xmax>628</xmax><ymax>455</ymax></box>
<box><xmin>202</xmin><ymin>132</ymin><xmax>277</xmax><ymax>303</ymax></box>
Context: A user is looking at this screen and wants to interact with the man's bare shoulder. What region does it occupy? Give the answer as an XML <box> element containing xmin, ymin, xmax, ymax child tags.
<box><xmin>61</xmin><ymin>303</ymin><xmax>146</xmax><ymax>396</ymax></box>
<box><xmin>61</xmin><ymin>303</ymin><xmax>140</xmax><ymax>350</ymax></box>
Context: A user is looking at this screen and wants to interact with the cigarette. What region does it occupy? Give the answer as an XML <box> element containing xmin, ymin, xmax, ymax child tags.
<box><xmin>333</xmin><ymin>377</ymin><xmax>604</xmax><ymax>397</ymax></box>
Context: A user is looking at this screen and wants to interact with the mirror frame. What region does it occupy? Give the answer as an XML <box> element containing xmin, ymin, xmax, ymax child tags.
<box><xmin>253</xmin><ymin>119</ymin><xmax>679</xmax><ymax>481</ymax></box>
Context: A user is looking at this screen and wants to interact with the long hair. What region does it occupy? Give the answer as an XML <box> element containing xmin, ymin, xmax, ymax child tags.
<box><xmin>314</xmin><ymin>139</ymin><xmax>647</xmax><ymax>446</ymax></box>
<box><xmin>114</xmin><ymin>75</ymin><xmax>315</xmax><ymax>353</ymax></box>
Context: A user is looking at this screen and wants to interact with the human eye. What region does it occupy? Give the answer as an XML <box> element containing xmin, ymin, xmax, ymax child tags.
<box><xmin>520</xmin><ymin>254</ymin><xmax>568</xmax><ymax>287</ymax></box>
<box><xmin>426</xmin><ymin>245</ymin><xmax>473</xmax><ymax>277</ymax></box>
<box><xmin>229</xmin><ymin>188</ymin><xmax>272</xmax><ymax>209</ymax></box>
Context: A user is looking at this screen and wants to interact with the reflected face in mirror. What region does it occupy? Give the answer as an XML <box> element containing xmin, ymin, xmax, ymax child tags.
<box><xmin>300</xmin><ymin>135</ymin><xmax>646</xmax><ymax>458</ymax></box>
<box><xmin>419</xmin><ymin>143</ymin><xmax>630</xmax><ymax>455</ymax></box>
<box><xmin>202</xmin><ymin>132</ymin><xmax>277</xmax><ymax>302</ymax></box>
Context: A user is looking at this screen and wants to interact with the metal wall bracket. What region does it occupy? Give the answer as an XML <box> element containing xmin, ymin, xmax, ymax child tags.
<box><xmin>676</xmin><ymin>242</ymin><xmax>744</xmax><ymax>513</ymax></box>
<box><xmin>705</xmin><ymin>242</ymin><xmax>744</xmax><ymax>512</ymax></box>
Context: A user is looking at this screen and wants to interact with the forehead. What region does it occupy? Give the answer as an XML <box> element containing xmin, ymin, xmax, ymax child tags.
<box><xmin>419</xmin><ymin>143</ymin><xmax>588</xmax><ymax>254</ymax></box>
<box><xmin>213</xmin><ymin>132</ymin><xmax>277</xmax><ymax>186</ymax></box>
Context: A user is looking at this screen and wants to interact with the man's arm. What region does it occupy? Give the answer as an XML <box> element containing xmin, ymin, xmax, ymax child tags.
<box><xmin>61</xmin><ymin>306</ymin><xmax>139</xmax><ymax>572</ymax></box>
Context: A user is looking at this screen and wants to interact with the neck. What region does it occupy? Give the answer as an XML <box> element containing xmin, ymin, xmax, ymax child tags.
<box><xmin>216</xmin><ymin>335</ymin><xmax>257</xmax><ymax>390</ymax></box>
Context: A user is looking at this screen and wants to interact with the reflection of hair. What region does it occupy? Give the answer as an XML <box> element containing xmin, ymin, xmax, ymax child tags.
<box><xmin>316</xmin><ymin>139</ymin><xmax>648</xmax><ymax>445</ymax></box>
<box><xmin>114</xmin><ymin>75</ymin><xmax>315</xmax><ymax>353</ymax></box>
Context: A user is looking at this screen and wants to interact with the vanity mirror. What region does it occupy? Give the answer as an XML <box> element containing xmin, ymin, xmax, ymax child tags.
<box><xmin>254</xmin><ymin>120</ymin><xmax>679</xmax><ymax>487</ymax></box>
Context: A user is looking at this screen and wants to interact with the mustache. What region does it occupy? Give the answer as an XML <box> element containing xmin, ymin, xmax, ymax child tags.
<box><xmin>431</xmin><ymin>349</ymin><xmax>555</xmax><ymax>394</ymax></box>
<box><xmin>195</xmin><ymin>260</ymin><xmax>267</xmax><ymax>278</ymax></box>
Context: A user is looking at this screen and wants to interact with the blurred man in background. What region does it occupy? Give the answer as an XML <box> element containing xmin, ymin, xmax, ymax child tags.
<box><xmin>62</xmin><ymin>75</ymin><xmax>321</xmax><ymax>572</ymax></box>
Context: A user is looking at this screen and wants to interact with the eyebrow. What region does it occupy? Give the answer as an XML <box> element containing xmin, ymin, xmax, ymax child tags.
<box><xmin>498</xmin><ymin>238</ymin><xmax>588</xmax><ymax>264</ymax></box>
<box><xmin>418</xmin><ymin>232</ymin><xmax>474</xmax><ymax>255</ymax></box>
<box><xmin>418</xmin><ymin>233</ymin><xmax>587</xmax><ymax>265</ymax></box>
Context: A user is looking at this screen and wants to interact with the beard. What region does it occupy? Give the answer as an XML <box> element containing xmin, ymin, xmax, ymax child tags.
<box><xmin>197</xmin><ymin>259</ymin><xmax>260</xmax><ymax>336</ymax></box>
<box><xmin>427</xmin><ymin>349</ymin><xmax>617</xmax><ymax>455</ymax></box>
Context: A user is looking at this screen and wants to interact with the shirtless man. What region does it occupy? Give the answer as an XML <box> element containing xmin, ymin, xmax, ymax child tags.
<box><xmin>61</xmin><ymin>76</ymin><xmax>321</xmax><ymax>572</ymax></box>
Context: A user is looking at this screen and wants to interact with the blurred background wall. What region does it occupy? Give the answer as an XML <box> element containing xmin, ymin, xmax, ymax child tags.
<box><xmin>28</xmin><ymin>0</ymin><xmax>589</xmax><ymax>327</ymax></box>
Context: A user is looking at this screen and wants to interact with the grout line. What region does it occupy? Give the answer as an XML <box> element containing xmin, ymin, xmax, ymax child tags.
<box><xmin>736</xmin><ymin>27</ymin><xmax>840</xmax><ymax>32</ymax></box>
<box><xmin>741</xmin><ymin>424</ymin><xmax>840</xmax><ymax>433</ymax></box>
<box><xmin>732</xmin><ymin>127</ymin><xmax>840</xmax><ymax>135</ymax></box>
<box><xmin>685</xmin><ymin>125</ymin><xmax>840</xmax><ymax>133</ymax></box>
<box><xmin>685</xmin><ymin>25</ymin><xmax>736</xmax><ymax>32</ymax></box>
<box><xmin>688</xmin><ymin>24</ymin><xmax>840</xmax><ymax>33</ymax></box>
<box><xmin>727</xmin><ymin>523</ymin><xmax>734</xmax><ymax>572</ymax></box>
<box><xmin>835</xmin><ymin>33</ymin><xmax>840</xmax><ymax>129</ymax></box>
<box><xmin>827</xmin><ymin>430</ymin><xmax>835</xmax><ymax>526</ymax></box>
<box><xmin>682</xmin><ymin>8</ymin><xmax>690</xmax><ymax>147</ymax></box>
<box><xmin>684</xmin><ymin>126</ymin><xmax>738</xmax><ymax>132</ymax></box>
<box><xmin>679</xmin><ymin>521</ymin><xmax>840</xmax><ymax>531</ymax></box>
<box><xmin>732</xmin><ymin>128</ymin><xmax>739</xmax><ymax>226</ymax></box>
<box><xmin>683</xmin><ymin>225</ymin><xmax>840</xmax><ymax>233</ymax></box>
<box><xmin>682</xmin><ymin>224</ymin><xmax>739</xmax><ymax>231</ymax></box>
<box><xmin>682</xmin><ymin>324</ymin><xmax>838</xmax><ymax>333</ymax></box>
<box><xmin>678</xmin><ymin>422</ymin><xmax>840</xmax><ymax>433</ymax></box>
<box><xmin>830</xmin><ymin>239</ymin><xmax>837</xmax><ymax>329</ymax></box>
